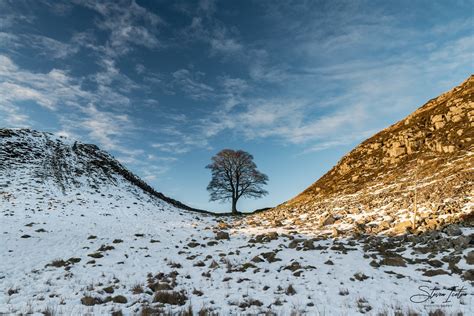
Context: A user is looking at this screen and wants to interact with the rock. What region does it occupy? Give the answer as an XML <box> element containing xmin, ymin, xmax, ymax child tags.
<box><xmin>215</xmin><ymin>231</ymin><xmax>230</xmax><ymax>240</ymax></box>
<box><xmin>434</xmin><ymin>121</ymin><xmax>445</xmax><ymax>130</ymax></box>
<box><xmin>452</xmin><ymin>236</ymin><xmax>470</xmax><ymax>250</ymax></box>
<box><xmin>324</xmin><ymin>260</ymin><xmax>334</xmax><ymax>265</ymax></box>
<box><xmin>319</xmin><ymin>214</ymin><xmax>336</xmax><ymax>226</ymax></box>
<box><xmin>187</xmin><ymin>242</ymin><xmax>200</xmax><ymax>248</ymax></box>
<box><xmin>423</xmin><ymin>269</ymin><xmax>450</xmax><ymax>277</ymax></box>
<box><xmin>112</xmin><ymin>295</ymin><xmax>127</xmax><ymax>304</ymax></box>
<box><xmin>443</xmin><ymin>145</ymin><xmax>455</xmax><ymax>153</ymax></box>
<box><xmin>284</xmin><ymin>261</ymin><xmax>302</xmax><ymax>272</ymax></box>
<box><xmin>353</xmin><ymin>272</ymin><xmax>369</xmax><ymax>281</ymax></box>
<box><xmin>251</xmin><ymin>232</ymin><xmax>279</xmax><ymax>243</ymax></box>
<box><xmin>272</xmin><ymin>220</ymin><xmax>283</xmax><ymax>227</ymax></box>
<box><xmin>216</xmin><ymin>222</ymin><xmax>229</xmax><ymax>230</ymax></box>
<box><xmin>444</xmin><ymin>224</ymin><xmax>462</xmax><ymax>236</ymax></box>
<box><xmin>388</xmin><ymin>145</ymin><xmax>406</xmax><ymax>158</ymax></box>
<box><xmin>288</xmin><ymin>239</ymin><xmax>300</xmax><ymax>249</ymax></box>
<box><xmin>208</xmin><ymin>260</ymin><xmax>219</xmax><ymax>268</ymax></box>
<box><xmin>441</xmin><ymin>255</ymin><xmax>461</xmax><ymax>264</ymax></box>
<box><xmin>369</xmin><ymin>260</ymin><xmax>380</xmax><ymax>268</ymax></box>
<box><xmin>303</xmin><ymin>239</ymin><xmax>315</xmax><ymax>250</ymax></box>
<box><xmin>427</xmin><ymin>260</ymin><xmax>444</xmax><ymax>268</ymax></box>
<box><xmin>465</xmin><ymin>251</ymin><xmax>474</xmax><ymax>265</ymax></box>
<box><xmin>380</xmin><ymin>256</ymin><xmax>406</xmax><ymax>267</ymax></box>
<box><xmin>251</xmin><ymin>255</ymin><xmax>264</xmax><ymax>263</ymax></box>
<box><xmin>392</xmin><ymin>221</ymin><xmax>412</xmax><ymax>235</ymax></box>
<box><xmin>463</xmin><ymin>269</ymin><xmax>474</xmax><ymax>281</ymax></box>
<box><xmin>261</xmin><ymin>251</ymin><xmax>281</xmax><ymax>263</ymax></box>
<box><xmin>425</xmin><ymin>218</ymin><xmax>440</xmax><ymax>230</ymax></box>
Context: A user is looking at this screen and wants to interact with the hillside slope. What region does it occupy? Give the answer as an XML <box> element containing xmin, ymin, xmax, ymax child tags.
<box><xmin>0</xmin><ymin>128</ymin><xmax>205</xmax><ymax>213</ymax></box>
<box><xmin>249</xmin><ymin>75</ymin><xmax>474</xmax><ymax>236</ymax></box>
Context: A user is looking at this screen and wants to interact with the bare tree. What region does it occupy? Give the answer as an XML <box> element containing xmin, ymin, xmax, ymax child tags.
<box><xmin>206</xmin><ymin>149</ymin><xmax>268</xmax><ymax>214</ymax></box>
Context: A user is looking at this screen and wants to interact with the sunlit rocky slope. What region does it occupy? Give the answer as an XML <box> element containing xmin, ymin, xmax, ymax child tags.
<box><xmin>249</xmin><ymin>75</ymin><xmax>474</xmax><ymax>236</ymax></box>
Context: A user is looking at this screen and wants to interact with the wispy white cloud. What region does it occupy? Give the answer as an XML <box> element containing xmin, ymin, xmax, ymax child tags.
<box><xmin>172</xmin><ymin>69</ymin><xmax>214</xmax><ymax>100</ymax></box>
<box><xmin>179</xmin><ymin>1</ymin><xmax>243</xmax><ymax>57</ymax></box>
<box><xmin>0</xmin><ymin>54</ymin><xmax>137</xmax><ymax>157</ymax></box>
<box><xmin>74</xmin><ymin>0</ymin><xmax>163</xmax><ymax>58</ymax></box>
<box><xmin>0</xmin><ymin>32</ymin><xmax>79</xmax><ymax>59</ymax></box>
<box><xmin>0</xmin><ymin>55</ymin><xmax>88</xmax><ymax>112</ymax></box>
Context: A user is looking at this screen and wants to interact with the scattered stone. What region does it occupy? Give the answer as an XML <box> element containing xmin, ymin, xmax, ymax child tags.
<box><xmin>251</xmin><ymin>255</ymin><xmax>264</xmax><ymax>263</ymax></box>
<box><xmin>463</xmin><ymin>269</ymin><xmax>474</xmax><ymax>281</ymax></box>
<box><xmin>379</xmin><ymin>256</ymin><xmax>406</xmax><ymax>267</ymax></box>
<box><xmin>261</xmin><ymin>251</ymin><xmax>281</xmax><ymax>263</ymax></box>
<box><xmin>465</xmin><ymin>251</ymin><xmax>474</xmax><ymax>265</ymax></box>
<box><xmin>103</xmin><ymin>286</ymin><xmax>114</xmax><ymax>294</ymax></box>
<box><xmin>423</xmin><ymin>269</ymin><xmax>450</xmax><ymax>277</ymax></box>
<box><xmin>353</xmin><ymin>272</ymin><xmax>369</xmax><ymax>281</ymax></box>
<box><xmin>215</xmin><ymin>231</ymin><xmax>230</xmax><ymax>240</ymax></box>
<box><xmin>112</xmin><ymin>295</ymin><xmax>127</xmax><ymax>304</ymax></box>
<box><xmin>427</xmin><ymin>260</ymin><xmax>444</xmax><ymax>268</ymax></box>
<box><xmin>284</xmin><ymin>261</ymin><xmax>302</xmax><ymax>272</ymax></box>
<box><xmin>445</xmin><ymin>224</ymin><xmax>462</xmax><ymax>236</ymax></box>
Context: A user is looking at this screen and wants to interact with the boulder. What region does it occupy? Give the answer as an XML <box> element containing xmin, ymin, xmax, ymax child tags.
<box><xmin>444</xmin><ymin>224</ymin><xmax>462</xmax><ymax>236</ymax></box>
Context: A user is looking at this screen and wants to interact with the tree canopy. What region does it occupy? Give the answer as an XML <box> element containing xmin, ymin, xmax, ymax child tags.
<box><xmin>206</xmin><ymin>149</ymin><xmax>268</xmax><ymax>214</ymax></box>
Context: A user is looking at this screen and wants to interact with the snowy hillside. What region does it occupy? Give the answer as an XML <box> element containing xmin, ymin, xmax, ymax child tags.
<box><xmin>1</xmin><ymin>129</ymin><xmax>473</xmax><ymax>315</ymax></box>
<box><xmin>0</xmin><ymin>129</ymin><xmax>204</xmax><ymax>213</ymax></box>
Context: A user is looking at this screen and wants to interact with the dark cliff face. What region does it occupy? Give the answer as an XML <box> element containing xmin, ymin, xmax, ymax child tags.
<box><xmin>251</xmin><ymin>76</ymin><xmax>474</xmax><ymax>236</ymax></box>
<box><xmin>0</xmin><ymin>128</ymin><xmax>207</xmax><ymax>213</ymax></box>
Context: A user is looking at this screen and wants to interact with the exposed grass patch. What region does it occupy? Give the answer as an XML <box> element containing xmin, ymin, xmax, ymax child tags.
<box><xmin>339</xmin><ymin>288</ymin><xmax>349</xmax><ymax>296</ymax></box>
<box><xmin>46</xmin><ymin>259</ymin><xmax>68</xmax><ymax>268</ymax></box>
<box><xmin>286</xmin><ymin>284</ymin><xmax>296</xmax><ymax>296</ymax></box>
<box><xmin>112</xmin><ymin>295</ymin><xmax>127</xmax><ymax>304</ymax></box>
<box><xmin>356</xmin><ymin>297</ymin><xmax>372</xmax><ymax>314</ymax></box>
<box><xmin>131</xmin><ymin>283</ymin><xmax>144</xmax><ymax>294</ymax></box>
<box><xmin>80</xmin><ymin>295</ymin><xmax>103</xmax><ymax>306</ymax></box>
<box><xmin>239</xmin><ymin>298</ymin><xmax>263</xmax><ymax>308</ymax></box>
<box><xmin>153</xmin><ymin>291</ymin><xmax>188</xmax><ymax>305</ymax></box>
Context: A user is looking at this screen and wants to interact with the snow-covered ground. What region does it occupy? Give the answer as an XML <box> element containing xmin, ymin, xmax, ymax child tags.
<box><xmin>1</xmin><ymin>180</ymin><xmax>473</xmax><ymax>315</ymax></box>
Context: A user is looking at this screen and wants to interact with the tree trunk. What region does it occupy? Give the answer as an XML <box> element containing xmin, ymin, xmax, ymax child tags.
<box><xmin>231</xmin><ymin>197</ymin><xmax>238</xmax><ymax>214</ymax></box>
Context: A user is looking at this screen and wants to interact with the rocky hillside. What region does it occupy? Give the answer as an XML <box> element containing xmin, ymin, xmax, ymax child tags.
<box><xmin>0</xmin><ymin>128</ymin><xmax>205</xmax><ymax>213</ymax></box>
<box><xmin>248</xmin><ymin>75</ymin><xmax>474</xmax><ymax>236</ymax></box>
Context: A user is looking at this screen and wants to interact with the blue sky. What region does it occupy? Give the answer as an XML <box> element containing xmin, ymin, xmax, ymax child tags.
<box><xmin>1</xmin><ymin>0</ymin><xmax>473</xmax><ymax>212</ymax></box>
